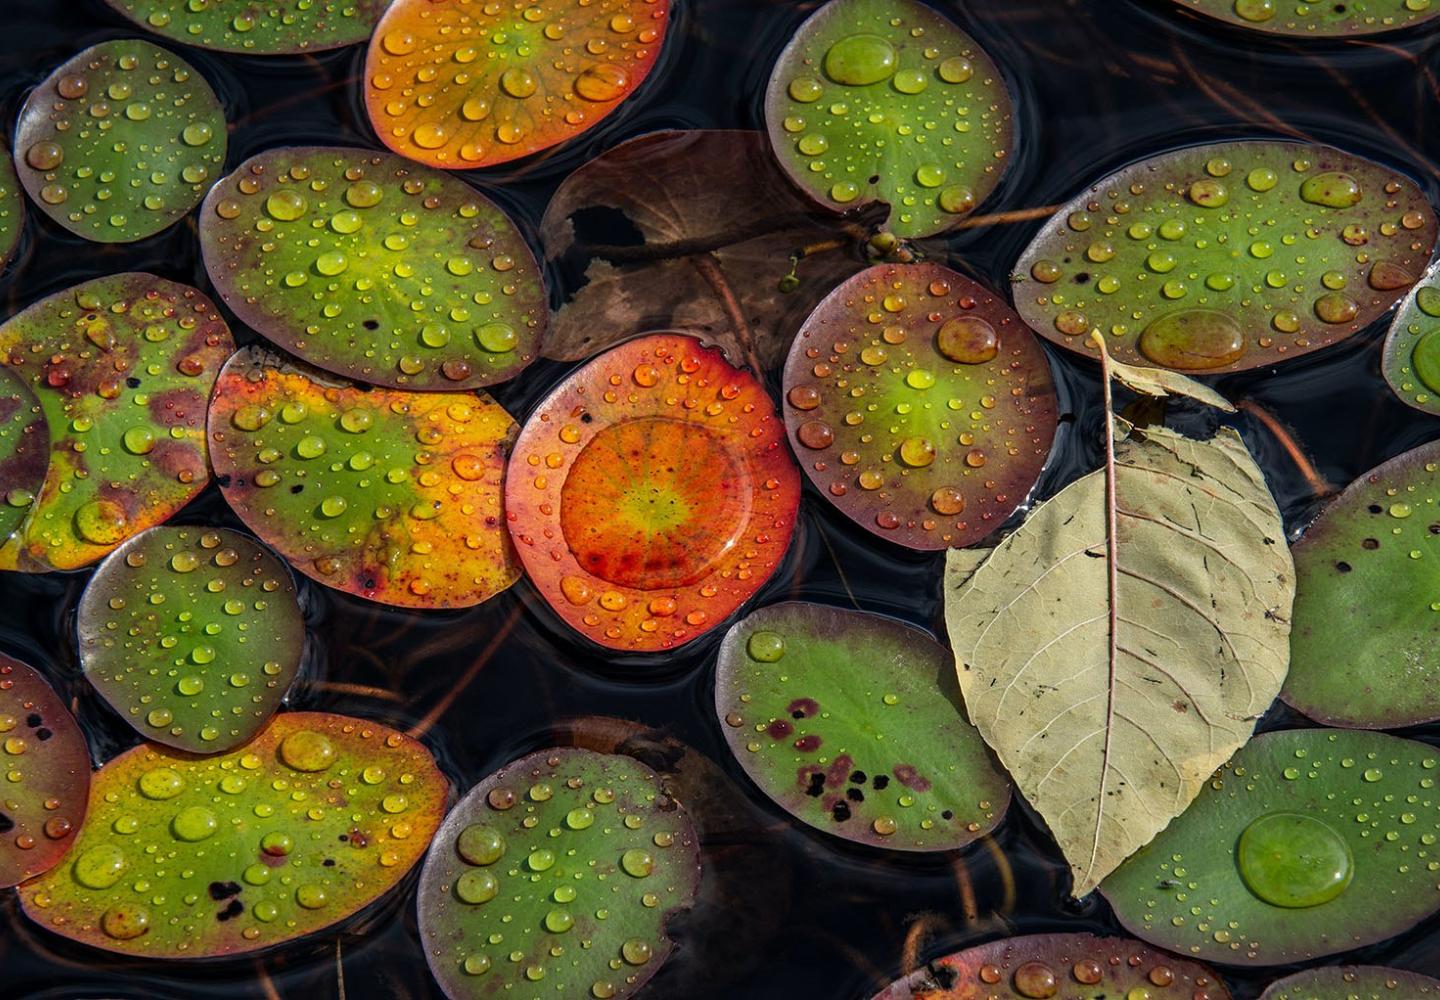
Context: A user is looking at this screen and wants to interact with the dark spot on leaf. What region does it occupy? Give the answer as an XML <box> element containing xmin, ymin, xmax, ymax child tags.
<box><xmin>1336</xmin><ymin>561</ymin><xmax>1352</xmax><ymax>573</ymax></box>
<box><xmin>803</xmin><ymin>769</ymin><xmax>825</xmax><ymax>797</ymax></box>
<box><xmin>787</xmin><ymin>697</ymin><xmax>819</xmax><ymax>719</ymax></box>
<box><xmin>872</xmin><ymin>774</ymin><xmax>889</xmax><ymax>790</ymax></box>
<box><xmin>362</xmin><ymin>319</ymin><xmax>379</xmax><ymax>331</ymax></box>
<box><xmin>831</xmin><ymin>801</ymin><xmax>851</xmax><ymax>822</ymax></box>
<box><xmin>208</xmin><ymin>881</ymin><xmax>241</xmax><ymax>900</ymax></box>
<box><xmin>216</xmin><ymin>474</ymin><xmax>232</xmax><ymax>488</ymax></box>
<box><xmin>36</xmin><ymin>728</ymin><xmax>51</xmax><ymax>741</ymax></box>
<box><xmin>845</xmin><ymin>788</ymin><xmax>863</xmax><ymax>802</ymax></box>
<box><xmin>26</xmin><ymin>713</ymin><xmax>41</xmax><ymax>727</ymax></box>
<box><xmin>849</xmin><ymin>770</ymin><xmax>866</xmax><ymax>784</ymax></box>
<box><xmin>766</xmin><ymin>719</ymin><xmax>793</xmax><ymax>739</ymax></box>
<box><xmin>125</xmin><ymin>377</ymin><xmax>140</xmax><ymax>389</ymax></box>
<box><xmin>290</xmin><ymin>484</ymin><xmax>304</xmax><ymax>494</ymax></box>
<box><xmin>0</xmin><ymin>813</ymin><xmax>12</xmax><ymax>833</ymax></box>
<box><xmin>793</xmin><ymin>734</ymin><xmax>821</xmax><ymax>752</ymax></box>
<box><xmin>1369</xmin><ymin>503</ymin><xmax>1384</xmax><ymax>514</ymax></box>
<box><xmin>216</xmin><ymin>899</ymin><xmax>244</xmax><ymax>922</ymax></box>
<box><xmin>941</xmin><ymin>810</ymin><xmax>954</xmax><ymax>820</ymax></box>
<box><xmin>1362</xmin><ymin>537</ymin><xmax>1379</xmax><ymax>549</ymax></box>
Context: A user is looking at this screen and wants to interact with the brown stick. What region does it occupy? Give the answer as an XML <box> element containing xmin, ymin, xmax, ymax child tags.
<box><xmin>1236</xmin><ymin>399</ymin><xmax>1333</xmax><ymax>498</ymax></box>
<box><xmin>255</xmin><ymin>960</ymin><xmax>283</xmax><ymax>1000</ymax></box>
<box><xmin>689</xmin><ymin>253</ymin><xmax>765</xmax><ymax>375</ymax></box>
<box><xmin>951</xmin><ymin>856</ymin><xmax>980</xmax><ymax>925</ymax></box>
<box><xmin>981</xmin><ymin>834</ymin><xmax>1017</xmax><ymax>915</ymax></box>
<box><xmin>308</xmin><ymin>681</ymin><xmax>405</xmax><ymax>703</ymax></box>
<box><xmin>951</xmin><ymin>204</ymin><xmax>1062</xmax><ymax>231</ymax></box>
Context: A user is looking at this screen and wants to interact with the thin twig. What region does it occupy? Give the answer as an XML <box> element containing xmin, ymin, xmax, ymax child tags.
<box><xmin>980</xmin><ymin>834</ymin><xmax>1017</xmax><ymax>916</ymax></box>
<box><xmin>405</xmin><ymin>602</ymin><xmax>524</xmax><ymax>739</ymax></box>
<box><xmin>308</xmin><ymin>681</ymin><xmax>405</xmax><ymax>703</ymax></box>
<box><xmin>336</xmin><ymin>939</ymin><xmax>347</xmax><ymax>1000</ymax></box>
<box><xmin>586</xmin><ymin>212</ymin><xmax>820</xmax><ymax>263</ymax></box>
<box><xmin>814</xmin><ymin>521</ymin><xmax>861</xmax><ymax>611</ymax></box>
<box><xmin>1088</xmin><ymin>332</ymin><xmax>1121</xmax><ymax>892</ymax></box>
<box><xmin>899</xmin><ymin>913</ymin><xmax>945</xmax><ymax>975</ymax></box>
<box><xmin>255</xmin><ymin>960</ymin><xmax>282</xmax><ymax>1000</ymax></box>
<box><xmin>1235</xmin><ymin>399</ymin><xmax>1333</xmax><ymax>498</ymax></box>
<box><xmin>951</xmin><ymin>856</ymin><xmax>980</xmax><ymax>925</ymax></box>
<box><xmin>690</xmin><ymin>253</ymin><xmax>765</xmax><ymax>375</ymax></box>
<box><xmin>951</xmin><ymin>204</ymin><xmax>1062</xmax><ymax>231</ymax></box>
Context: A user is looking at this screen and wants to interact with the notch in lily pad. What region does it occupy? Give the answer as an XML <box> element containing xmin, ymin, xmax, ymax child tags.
<box><xmin>1101</xmin><ymin>728</ymin><xmax>1440</xmax><ymax>965</ymax></box>
<box><xmin>1286</xmin><ymin>439</ymin><xmax>1440</xmax><ymax>728</ymax></box>
<box><xmin>0</xmin><ymin>366</ymin><xmax>47</xmax><ymax>550</ymax></box>
<box><xmin>201</xmin><ymin>146</ymin><xmax>547</xmax><ymax>391</ymax></box>
<box><xmin>1013</xmin><ymin>140</ymin><xmax>1437</xmax><ymax>373</ymax></box>
<box><xmin>870</xmin><ymin>932</ymin><xmax>1231</xmax><ymax>999</ymax></box>
<box><xmin>505</xmin><ymin>333</ymin><xmax>801</xmax><ymax>652</ymax></box>
<box><xmin>714</xmin><ymin>602</ymin><xmax>1009</xmax><ymax>851</ymax></box>
<box><xmin>1382</xmin><ymin>263</ymin><xmax>1440</xmax><ymax>414</ymax></box>
<box><xmin>417</xmin><ymin>747</ymin><xmax>699</xmax><ymax>1000</ymax></box>
<box><xmin>764</xmin><ymin>0</ymin><xmax>1014</xmax><ymax>239</ymax></box>
<box><xmin>78</xmin><ymin>526</ymin><xmax>304</xmax><ymax>753</ymax></box>
<box><xmin>0</xmin><ymin>274</ymin><xmax>234</xmax><ymax>572</ymax></box>
<box><xmin>105</xmin><ymin>0</ymin><xmax>390</xmax><ymax>55</ymax></box>
<box><xmin>15</xmin><ymin>40</ymin><xmax>226</xmax><ymax>244</ymax></box>
<box><xmin>0</xmin><ymin>654</ymin><xmax>90</xmax><ymax>890</ymax></box>
<box><xmin>1172</xmin><ymin>0</ymin><xmax>1440</xmax><ymax>38</ymax></box>
<box><xmin>365</xmin><ymin>0</ymin><xmax>671</xmax><ymax>170</ymax></box>
<box><xmin>783</xmin><ymin>262</ymin><xmax>1057</xmax><ymax>550</ymax></box>
<box><xmin>1261</xmin><ymin>966</ymin><xmax>1440</xmax><ymax>999</ymax></box>
<box><xmin>208</xmin><ymin>347</ymin><xmax>520</xmax><ymax>609</ymax></box>
<box><xmin>20</xmin><ymin>711</ymin><xmax>445</xmax><ymax>958</ymax></box>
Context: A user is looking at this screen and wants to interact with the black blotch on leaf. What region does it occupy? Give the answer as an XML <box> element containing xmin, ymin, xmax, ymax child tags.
<box><xmin>1336</xmin><ymin>561</ymin><xmax>1352</xmax><ymax>573</ymax></box>
<box><xmin>25</xmin><ymin>714</ymin><xmax>41</xmax><ymax>728</ymax></box>
<box><xmin>208</xmin><ymin>881</ymin><xmax>241</xmax><ymax>900</ymax></box>
<box><xmin>872</xmin><ymin>774</ymin><xmax>889</xmax><ymax>790</ymax></box>
<box><xmin>125</xmin><ymin>377</ymin><xmax>140</xmax><ymax>389</ymax></box>
<box><xmin>0</xmin><ymin>813</ymin><xmax>13</xmax><ymax>833</ymax></box>
<box><xmin>831</xmin><ymin>801</ymin><xmax>851</xmax><ymax>822</ymax></box>
<box><xmin>805</xmin><ymin>772</ymin><xmax>825</xmax><ymax>798</ymax></box>
<box><xmin>216</xmin><ymin>899</ymin><xmax>244</xmax><ymax>922</ymax></box>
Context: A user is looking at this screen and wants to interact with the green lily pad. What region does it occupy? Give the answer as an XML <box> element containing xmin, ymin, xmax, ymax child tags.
<box><xmin>1173</xmin><ymin>0</ymin><xmax>1440</xmax><ymax>37</ymax></box>
<box><xmin>20</xmin><ymin>711</ymin><xmax>446</xmax><ymax>958</ymax></box>
<box><xmin>200</xmin><ymin>146</ymin><xmax>547</xmax><ymax>391</ymax></box>
<box><xmin>782</xmin><ymin>262</ymin><xmax>1057</xmax><ymax>550</ymax></box>
<box><xmin>764</xmin><ymin>0</ymin><xmax>1014</xmax><ymax>239</ymax></box>
<box><xmin>1261</xmin><ymin>966</ymin><xmax>1440</xmax><ymax>999</ymax></box>
<box><xmin>0</xmin><ymin>151</ymin><xmax>25</xmax><ymax>270</ymax></box>
<box><xmin>14</xmin><ymin>40</ymin><xmax>227</xmax><ymax>244</ymax></box>
<box><xmin>105</xmin><ymin>0</ymin><xmax>390</xmax><ymax>55</ymax></box>
<box><xmin>714</xmin><ymin>601</ymin><xmax>1009</xmax><ymax>851</ymax></box>
<box><xmin>1381</xmin><ymin>263</ymin><xmax>1440</xmax><ymax>414</ymax></box>
<box><xmin>1101</xmin><ymin>728</ymin><xmax>1440</xmax><ymax>966</ymax></box>
<box><xmin>870</xmin><ymin>933</ymin><xmax>1231</xmax><ymax>1000</ymax></box>
<box><xmin>1012</xmin><ymin>140</ymin><xmax>1437</xmax><ymax>373</ymax></box>
<box><xmin>417</xmin><ymin>747</ymin><xmax>700</xmax><ymax>1000</ymax></box>
<box><xmin>0</xmin><ymin>654</ymin><xmax>91</xmax><ymax>890</ymax></box>
<box><xmin>0</xmin><ymin>274</ymin><xmax>234</xmax><ymax>572</ymax></box>
<box><xmin>208</xmin><ymin>346</ymin><xmax>521</xmax><ymax>609</ymax></box>
<box><xmin>0</xmin><ymin>365</ymin><xmax>48</xmax><ymax>548</ymax></box>
<box><xmin>77</xmin><ymin>525</ymin><xmax>304</xmax><ymax>753</ymax></box>
<box><xmin>1286</xmin><ymin>439</ymin><xmax>1440</xmax><ymax>728</ymax></box>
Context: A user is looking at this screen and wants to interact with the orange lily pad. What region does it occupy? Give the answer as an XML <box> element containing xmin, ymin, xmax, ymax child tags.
<box><xmin>207</xmin><ymin>346</ymin><xmax>521</xmax><ymax>609</ymax></box>
<box><xmin>506</xmin><ymin>333</ymin><xmax>801</xmax><ymax>652</ymax></box>
<box><xmin>364</xmin><ymin>0</ymin><xmax>672</xmax><ymax>170</ymax></box>
<box><xmin>0</xmin><ymin>654</ymin><xmax>91</xmax><ymax>890</ymax></box>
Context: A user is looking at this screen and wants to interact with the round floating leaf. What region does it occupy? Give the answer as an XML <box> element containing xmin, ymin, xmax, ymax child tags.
<box><xmin>870</xmin><ymin>933</ymin><xmax>1231</xmax><ymax>1000</ymax></box>
<box><xmin>764</xmin><ymin>0</ymin><xmax>1014</xmax><ymax>239</ymax></box>
<box><xmin>78</xmin><ymin>526</ymin><xmax>304</xmax><ymax>753</ymax></box>
<box><xmin>505</xmin><ymin>333</ymin><xmax>801</xmax><ymax>652</ymax></box>
<box><xmin>1101</xmin><ymin>728</ymin><xmax>1440</xmax><ymax>965</ymax></box>
<box><xmin>0</xmin><ymin>366</ymin><xmax>48</xmax><ymax>548</ymax></box>
<box><xmin>782</xmin><ymin>263</ymin><xmax>1056</xmax><ymax>550</ymax></box>
<box><xmin>1286</xmin><ymin>440</ymin><xmax>1440</xmax><ymax>728</ymax></box>
<box><xmin>1172</xmin><ymin>0</ymin><xmax>1440</xmax><ymax>37</ymax></box>
<box><xmin>208</xmin><ymin>346</ymin><xmax>520</xmax><ymax>609</ymax></box>
<box><xmin>1382</xmin><ymin>263</ymin><xmax>1440</xmax><ymax>414</ymax></box>
<box><xmin>0</xmin><ymin>274</ymin><xmax>234</xmax><ymax>572</ymax></box>
<box><xmin>1013</xmin><ymin>140</ymin><xmax>1437</xmax><ymax>373</ymax></box>
<box><xmin>417</xmin><ymin>747</ymin><xmax>699</xmax><ymax>1000</ymax></box>
<box><xmin>105</xmin><ymin>0</ymin><xmax>390</xmax><ymax>55</ymax></box>
<box><xmin>201</xmin><ymin>146</ymin><xmax>547</xmax><ymax>391</ymax></box>
<box><xmin>714</xmin><ymin>602</ymin><xmax>1009</xmax><ymax>851</ymax></box>
<box><xmin>20</xmin><ymin>711</ymin><xmax>446</xmax><ymax>958</ymax></box>
<box><xmin>0</xmin><ymin>151</ymin><xmax>25</xmax><ymax>270</ymax></box>
<box><xmin>1261</xmin><ymin>966</ymin><xmax>1440</xmax><ymax>999</ymax></box>
<box><xmin>0</xmin><ymin>654</ymin><xmax>90</xmax><ymax>890</ymax></box>
<box><xmin>365</xmin><ymin>0</ymin><xmax>671</xmax><ymax>170</ymax></box>
<box><xmin>14</xmin><ymin>40</ymin><xmax>227</xmax><ymax>244</ymax></box>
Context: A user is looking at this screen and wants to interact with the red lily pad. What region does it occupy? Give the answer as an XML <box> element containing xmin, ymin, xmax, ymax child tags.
<box><xmin>77</xmin><ymin>526</ymin><xmax>304</xmax><ymax>752</ymax></box>
<box><xmin>505</xmin><ymin>333</ymin><xmax>801</xmax><ymax>652</ymax></box>
<box><xmin>870</xmin><ymin>933</ymin><xmax>1231</xmax><ymax>1000</ymax></box>
<box><xmin>0</xmin><ymin>654</ymin><xmax>90</xmax><ymax>890</ymax></box>
<box><xmin>1381</xmin><ymin>262</ymin><xmax>1440</xmax><ymax>415</ymax></box>
<box><xmin>783</xmin><ymin>262</ymin><xmax>1057</xmax><ymax>550</ymax></box>
<box><xmin>0</xmin><ymin>274</ymin><xmax>234</xmax><ymax>572</ymax></box>
<box><xmin>200</xmin><ymin>146</ymin><xmax>547</xmax><ymax>391</ymax></box>
<box><xmin>208</xmin><ymin>346</ymin><xmax>521</xmax><ymax>609</ymax></box>
<box><xmin>1261</xmin><ymin>966</ymin><xmax>1440</xmax><ymax>999</ymax></box>
<box><xmin>1012</xmin><ymin>140</ymin><xmax>1437</xmax><ymax>373</ymax></box>
<box><xmin>714</xmin><ymin>602</ymin><xmax>1009</xmax><ymax>851</ymax></box>
<box><xmin>0</xmin><ymin>366</ymin><xmax>48</xmax><ymax>548</ymax></box>
<box><xmin>417</xmin><ymin>747</ymin><xmax>700</xmax><ymax>1000</ymax></box>
<box><xmin>364</xmin><ymin>0</ymin><xmax>671</xmax><ymax>170</ymax></box>
<box><xmin>19</xmin><ymin>711</ymin><xmax>446</xmax><ymax>958</ymax></box>
<box><xmin>105</xmin><ymin>0</ymin><xmax>390</xmax><ymax>55</ymax></box>
<box><xmin>1173</xmin><ymin>0</ymin><xmax>1440</xmax><ymax>37</ymax></box>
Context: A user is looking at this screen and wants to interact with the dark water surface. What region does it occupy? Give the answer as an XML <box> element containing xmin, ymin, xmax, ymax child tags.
<box><xmin>4</xmin><ymin>1</ymin><xmax>1440</xmax><ymax>997</ymax></box>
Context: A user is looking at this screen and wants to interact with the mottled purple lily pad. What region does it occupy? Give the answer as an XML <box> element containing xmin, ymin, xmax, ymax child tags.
<box><xmin>782</xmin><ymin>262</ymin><xmax>1056</xmax><ymax>550</ymax></box>
<box><xmin>105</xmin><ymin>0</ymin><xmax>390</xmax><ymax>55</ymax></box>
<box><xmin>1173</xmin><ymin>0</ymin><xmax>1440</xmax><ymax>38</ymax></box>
<box><xmin>1013</xmin><ymin>141</ymin><xmax>1436</xmax><ymax>373</ymax></box>
<box><xmin>1261</xmin><ymin>966</ymin><xmax>1440</xmax><ymax>999</ymax></box>
<box><xmin>715</xmin><ymin>601</ymin><xmax>1009</xmax><ymax>851</ymax></box>
<box><xmin>417</xmin><ymin>747</ymin><xmax>700</xmax><ymax>1000</ymax></box>
<box><xmin>0</xmin><ymin>365</ymin><xmax>47</xmax><ymax>547</ymax></box>
<box><xmin>1381</xmin><ymin>262</ymin><xmax>1440</xmax><ymax>415</ymax></box>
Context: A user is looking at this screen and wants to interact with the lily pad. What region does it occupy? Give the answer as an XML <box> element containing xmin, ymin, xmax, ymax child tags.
<box><xmin>783</xmin><ymin>262</ymin><xmax>1057</xmax><ymax>550</ymax></box>
<box><xmin>1101</xmin><ymin>728</ymin><xmax>1440</xmax><ymax>965</ymax></box>
<box><xmin>14</xmin><ymin>40</ymin><xmax>227</xmax><ymax>244</ymax></box>
<box><xmin>417</xmin><ymin>747</ymin><xmax>700</xmax><ymax>1000</ymax></box>
<box><xmin>364</xmin><ymin>0</ymin><xmax>672</xmax><ymax>170</ymax></box>
<box><xmin>1172</xmin><ymin>0</ymin><xmax>1440</xmax><ymax>37</ymax></box>
<box><xmin>0</xmin><ymin>654</ymin><xmax>91</xmax><ymax>890</ymax></box>
<box><xmin>19</xmin><ymin>711</ymin><xmax>445</xmax><ymax>958</ymax></box>
<box><xmin>0</xmin><ymin>274</ymin><xmax>234</xmax><ymax>572</ymax></box>
<box><xmin>1012</xmin><ymin>140</ymin><xmax>1437</xmax><ymax>373</ymax></box>
<box><xmin>201</xmin><ymin>146</ymin><xmax>547</xmax><ymax>391</ymax></box>
<box><xmin>714</xmin><ymin>601</ymin><xmax>1009</xmax><ymax>851</ymax></box>
<box><xmin>0</xmin><ymin>151</ymin><xmax>25</xmax><ymax>270</ymax></box>
<box><xmin>764</xmin><ymin>0</ymin><xmax>1014</xmax><ymax>239</ymax></box>
<box><xmin>0</xmin><ymin>366</ymin><xmax>48</xmax><ymax>548</ymax></box>
<box><xmin>1286</xmin><ymin>439</ymin><xmax>1440</xmax><ymax>728</ymax></box>
<box><xmin>208</xmin><ymin>346</ymin><xmax>521</xmax><ymax>609</ymax></box>
<box><xmin>105</xmin><ymin>0</ymin><xmax>390</xmax><ymax>55</ymax></box>
<box><xmin>1381</xmin><ymin>263</ymin><xmax>1440</xmax><ymax>414</ymax></box>
<box><xmin>870</xmin><ymin>933</ymin><xmax>1231</xmax><ymax>1000</ymax></box>
<box><xmin>1261</xmin><ymin>966</ymin><xmax>1440</xmax><ymax>999</ymax></box>
<box><xmin>77</xmin><ymin>525</ymin><xmax>304</xmax><ymax>753</ymax></box>
<box><xmin>505</xmin><ymin>333</ymin><xmax>801</xmax><ymax>652</ymax></box>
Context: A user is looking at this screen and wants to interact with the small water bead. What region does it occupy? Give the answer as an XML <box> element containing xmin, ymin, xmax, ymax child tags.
<box><xmin>1012</xmin><ymin>961</ymin><xmax>1058</xmax><ymax>998</ymax></box>
<box><xmin>1301</xmin><ymin>172</ymin><xmax>1363</xmax><ymax>209</ymax></box>
<box><xmin>457</xmin><ymin>824</ymin><xmax>506</xmax><ymax>865</ymax></box>
<box><xmin>266</xmin><ymin>189</ymin><xmax>308</xmax><ymax>222</ymax></box>
<box><xmin>747</xmin><ymin>631</ymin><xmax>786</xmax><ymax>662</ymax></box>
<box><xmin>73</xmin><ymin>845</ymin><xmax>127</xmax><ymax>889</ymax></box>
<box><xmin>171</xmin><ymin>805</ymin><xmax>218</xmax><ymax>842</ymax></box>
<box><xmin>456</xmin><ymin>869</ymin><xmax>499</xmax><ymax>904</ymax></box>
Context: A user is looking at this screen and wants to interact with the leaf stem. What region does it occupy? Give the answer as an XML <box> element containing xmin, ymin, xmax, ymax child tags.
<box><xmin>1088</xmin><ymin>331</ymin><xmax>1121</xmax><ymax>893</ymax></box>
<box><xmin>1235</xmin><ymin>399</ymin><xmax>1334</xmax><ymax>498</ymax></box>
<box><xmin>689</xmin><ymin>253</ymin><xmax>764</xmax><ymax>375</ymax></box>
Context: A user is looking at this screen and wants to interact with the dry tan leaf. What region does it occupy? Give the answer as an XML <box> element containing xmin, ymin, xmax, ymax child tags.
<box><xmin>1091</xmin><ymin>332</ymin><xmax>1236</xmax><ymax>412</ymax></box>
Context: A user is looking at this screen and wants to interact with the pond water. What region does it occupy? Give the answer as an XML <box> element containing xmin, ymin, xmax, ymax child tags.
<box><xmin>3</xmin><ymin>0</ymin><xmax>1440</xmax><ymax>998</ymax></box>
